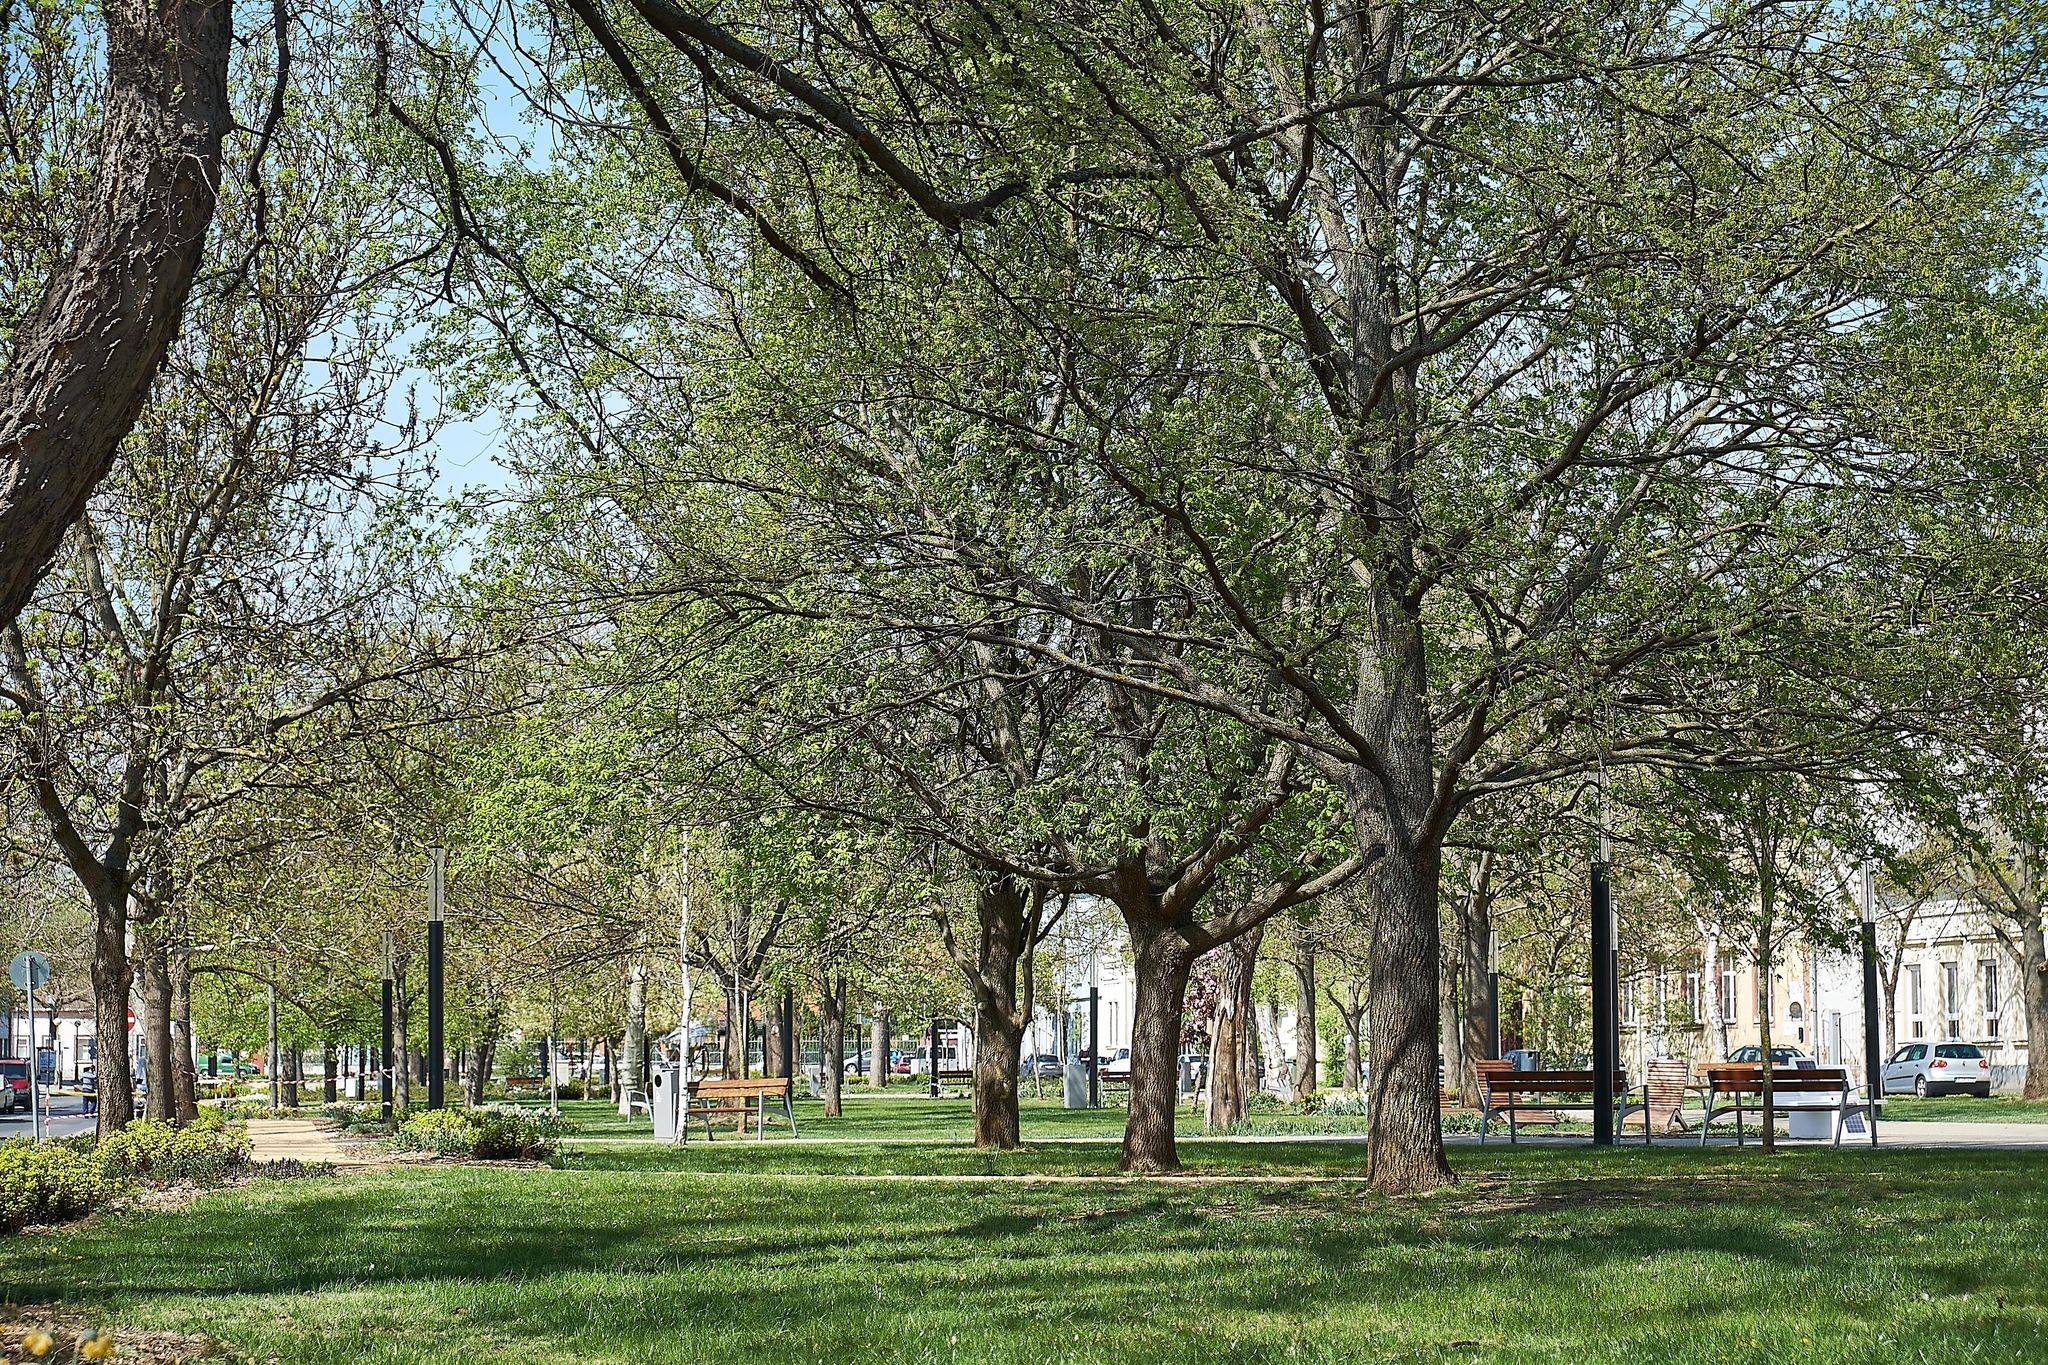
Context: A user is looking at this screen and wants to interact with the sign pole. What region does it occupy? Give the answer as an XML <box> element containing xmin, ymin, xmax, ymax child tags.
<box><xmin>26</xmin><ymin>981</ymin><xmax>40</xmax><ymax>1142</ymax></box>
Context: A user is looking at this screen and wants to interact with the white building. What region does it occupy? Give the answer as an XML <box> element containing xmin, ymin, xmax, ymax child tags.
<box><xmin>1887</xmin><ymin>896</ymin><xmax>2032</xmax><ymax>1089</ymax></box>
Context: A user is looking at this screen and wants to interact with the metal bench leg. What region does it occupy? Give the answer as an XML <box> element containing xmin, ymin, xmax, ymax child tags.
<box><xmin>1509</xmin><ymin>1105</ymin><xmax>1518</xmax><ymax>1144</ymax></box>
<box><xmin>1479</xmin><ymin>1104</ymin><xmax>1490</xmax><ymax>1144</ymax></box>
<box><xmin>785</xmin><ymin>1093</ymin><xmax>798</xmax><ymax>1137</ymax></box>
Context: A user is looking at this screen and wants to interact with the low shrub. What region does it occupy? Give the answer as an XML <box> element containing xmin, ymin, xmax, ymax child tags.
<box><xmin>96</xmin><ymin>1118</ymin><xmax>251</xmax><ymax>1186</ymax></box>
<box><xmin>391</xmin><ymin>1109</ymin><xmax>476</xmax><ymax>1156</ymax></box>
<box><xmin>392</xmin><ymin>1105</ymin><xmax>575</xmax><ymax>1160</ymax></box>
<box><xmin>0</xmin><ymin>1139</ymin><xmax>113</xmax><ymax>1233</ymax></box>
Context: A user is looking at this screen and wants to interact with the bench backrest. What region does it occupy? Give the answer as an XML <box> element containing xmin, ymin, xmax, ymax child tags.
<box><xmin>1477</xmin><ymin>1064</ymin><xmax>1627</xmax><ymax>1095</ymax></box>
<box><xmin>1645</xmin><ymin>1059</ymin><xmax>1691</xmax><ymax>1124</ymax></box>
<box><xmin>1703</xmin><ymin>1065</ymin><xmax>1848</xmax><ymax>1094</ymax></box>
<box><xmin>691</xmin><ymin>1077</ymin><xmax>792</xmax><ymax>1099</ymax></box>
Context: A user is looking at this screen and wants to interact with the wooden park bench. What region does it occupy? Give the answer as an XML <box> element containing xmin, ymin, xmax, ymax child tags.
<box><xmin>1699</xmin><ymin>1065</ymin><xmax>1855</xmax><ymax>1146</ymax></box>
<box><xmin>1478</xmin><ymin>1062</ymin><xmax>1636</xmax><ymax>1143</ymax></box>
<box><xmin>504</xmin><ymin>1075</ymin><xmax>546</xmax><ymax>1098</ymax></box>
<box><xmin>684</xmin><ymin>1076</ymin><xmax>798</xmax><ymax>1142</ymax></box>
<box><xmin>933</xmin><ymin>1067</ymin><xmax>975</xmax><ymax>1090</ymax></box>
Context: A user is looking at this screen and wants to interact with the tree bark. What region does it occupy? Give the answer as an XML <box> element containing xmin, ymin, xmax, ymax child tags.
<box><xmin>137</xmin><ymin>932</ymin><xmax>174</xmax><ymax>1121</ymax></box>
<box><xmin>466</xmin><ymin>1031</ymin><xmax>497</xmax><ymax>1107</ymax></box>
<box><xmin>973</xmin><ymin>1002</ymin><xmax>1024</xmax><ymax>1148</ymax></box>
<box><xmin>0</xmin><ymin>0</ymin><xmax>234</xmax><ymax>627</ymax></box>
<box><xmin>392</xmin><ymin>956</ymin><xmax>412</xmax><ymax>1113</ymax></box>
<box><xmin>870</xmin><ymin>1014</ymin><xmax>889</xmax><ymax>1089</ymax></box>
<box><xmin>168</xmin><ymin>943</ymin><xmax>198</xmax><ymax>1122</ymax></box>
<box><xmin>282</xmin><ymin>1043</ymin><xmax>300</xmax><ymax>1108</ymax></box>
<box><xmin>1362</xmin><ymin>839</ymin><xmax>1456</xmax><ymax>1193</ymax></box>
<box><xmin>620</xmin><ymin>959</ymin><xmax>648</xmax><ymax>1116</ymax></box>
<box><xmin>1291</xmin><ymin>947</ymin><xmax>1317</xmax><ymax>1101</ymax></box>
<box><xmin>322</xmin><ymin>1041</ymin><xmax>338</xmax><ymax>1104</ymax></box>
<box><xmin>1205</xmin><ymin>926</ymin><xmax>1262</xmax><ymax>1129</ymax></box>
<box><xmin>1455</xmin><ymin>853</ymin><xmax>1496</xmax><ymax>1105</ymax></box>
<box><xmin>819</xmin><ymin>975</ymin><xmax>846</xmax><ymax>1118</ymax></box>
<box><xmin>2023</xmin><ymin>924</ymin><xmax>2048</xmax><ymax>1101</ymax></box>
<box><xmin>1122</xmin><ymin>926</ymin><xmax>1194</xmax><ymax>1172</ymax></box>
<box><xmin>90</xmin><ymin>888</ymin><xmax>136</xmax><ymax>1136</ymax></box>
<box><xmin>938</xmin><ymin>872</ymin><xmax>1033</xmax><ymax>1149</ymax></box>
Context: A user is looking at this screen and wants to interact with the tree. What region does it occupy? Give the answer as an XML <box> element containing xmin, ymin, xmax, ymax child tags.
<box><xmin>0</xmin><ymin>0</ymin><xmax>234</xmax><ymax>626</ymax></box>
<box><xmin>0</xmin><ymin>61</ymin><xmax>454</xmax><ymax>1127</ymax></box>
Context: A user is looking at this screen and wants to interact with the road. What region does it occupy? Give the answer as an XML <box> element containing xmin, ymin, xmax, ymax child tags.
<box><xmin>0</xmin><ymin>1091</ymin><xmax>99</xmax><ymax>1139</ymax></box>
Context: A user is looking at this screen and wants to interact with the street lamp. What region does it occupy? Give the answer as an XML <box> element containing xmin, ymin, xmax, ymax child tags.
<box><xmin>1591</xmin><ymin>826</ymin><xmax>1617</xmax><ymax>1147</ymax></box>
<box><xmin>380</xmin><ymin>932</ymin><xmax>396</xmax><ymax>1123</ymax></box>
<box><xmin>427</xmin><ymin>845</ymin><xmax>446</xmax><ymax>1110</ymax></box>
<box><xmin>1860</xmin><ymin>861</ymin><xmax>1882</xmax><ymax>1147</ymax></box>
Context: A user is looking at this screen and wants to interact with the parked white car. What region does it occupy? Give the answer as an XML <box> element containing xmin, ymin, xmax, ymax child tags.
<box><xmin>1881</xmin><ymin>1041</ymin><xmax>1992</xmax><ymax>1097</ymax></box>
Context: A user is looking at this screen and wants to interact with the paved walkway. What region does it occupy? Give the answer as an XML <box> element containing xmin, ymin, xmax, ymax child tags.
<box><xmin>564</xmin><ymin>1120</ymin><xmax>2048</xmax><ymax>1151</ymax></box>
<box><xmin>246</xmin><ymin>1118</ymin><xmax>387</xmax><ymax>1169</ymax></box>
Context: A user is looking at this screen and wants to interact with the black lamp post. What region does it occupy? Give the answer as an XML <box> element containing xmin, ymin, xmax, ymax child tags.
<box><xmin>427</xmin><ymin>845</ymin><xmax>446</xmax><ymax>1110</ymax></box>
<box><xmin>379</xmin><ymin>932</ymin><xmax>395</xmax><ymax>1122</ymax></box>
<box><xmin>1591</xmin><ymin>839</ymin><xmax>1617</xmax><ymax>1147</ymax></box>
<box><xmin>1861</xmin><ymin>861</ymin><xmax>1882</xmax><ymax>1147</ymax></box>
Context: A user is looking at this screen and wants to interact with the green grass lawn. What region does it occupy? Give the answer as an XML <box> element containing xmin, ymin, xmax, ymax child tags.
<box><xmin>556</xmin><ymin>1092</ymin><xmax>1382</xmax><ymax>1143</ymax></box>
<box><xmin>7</xmin><ymin>1133</ymin><xmax>2048</xmax><ymax>1363</ymax></box>
<box><xmin>1884</xmin><ymin>1094</ymin><xmax>2048</xmax><ymax>1124</ymax></box>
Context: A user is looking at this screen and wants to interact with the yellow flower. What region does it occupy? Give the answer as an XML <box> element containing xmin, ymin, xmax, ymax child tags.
<box><xmin>78</xmin><ymin>1328</ymin><xmax>118</xmax><ymax>1360</ymax></box>
<box><xmin>21</xmin><ymin>1329</ymin><xmax>55</xmax><ymax>1357</ymax></box>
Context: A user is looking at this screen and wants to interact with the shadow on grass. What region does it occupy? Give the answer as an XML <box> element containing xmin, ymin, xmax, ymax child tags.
<box><xmin>6</xmin><ymin>1148</ymin><xmax>2047</xmax><ymax>1362</ymax></box>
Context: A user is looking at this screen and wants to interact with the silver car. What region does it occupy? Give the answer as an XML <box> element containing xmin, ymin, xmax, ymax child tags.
<box><xmin>1881</xmin><ymin>1041</ymin><xmax>1992</xmax><ymax>1097</ymax></box>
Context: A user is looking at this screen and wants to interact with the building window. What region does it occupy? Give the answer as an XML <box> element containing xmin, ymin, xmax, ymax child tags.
<box><xmin>1907</xmin><ymin>964</ymin><xmax>1925</xmax><ymax>1039</ymax></box>
<box><xmin>1719</xmin><ymin>967</ymin><xmax>1739</xmax><ymax>1022</ymax></box>
<box><xmin>1942</xmin><ymin>961</ymin><xmax>1961</xmax><ymax>1038</ymax></box>
<box><xmin>1619</xmin><ymin>979</ymin><xmax>1636</xmax><ymax>1028</ymax></box>
<box><xmin>1982</xmin><ymin>959</ymin><xmax>2000</xmax><ymax>1039</ymax></box>
<box><xmin>1681</xmin><ymin>971</ymin><xmax>1701</xmax><ymax>1020</ymax></box>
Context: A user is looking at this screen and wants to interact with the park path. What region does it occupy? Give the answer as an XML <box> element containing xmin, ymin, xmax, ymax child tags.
<box><xmin>245</xmin><ymin>1118</ymin><xmax>388</xmax><ymax>1169</ymax></box>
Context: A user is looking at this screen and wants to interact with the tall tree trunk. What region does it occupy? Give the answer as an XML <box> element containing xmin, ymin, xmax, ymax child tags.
<box><xmin>763</xmin><ymin>999</ymin><xmax>785</xmax><ymax>1080</ymax></box>
<box><xmin>1438</xmin><ymin>953</ymin><xmax>1461</xmax><ymax>1114</ymax></box>
<box><xmin>940</xmin><ymin>873</ymin><xmax>1032</xmax><ymax>1149</ymax></box>
<box><xmin>168</xmin><ymin>944</ymin><xmax>197</xmax><ymax>1122</ymax></box>
<box><xmin>282</xmin><ymin>1044</ymin><xmax>301</xmax><ymax>1108</ymax></box>
<box><xmin>1362</xmin><ymin>838</ymin><xmax>1456</xmax><ymax>1193</ymax></box>
<box><xmin>725</xmin><ymin>987</ymin><xmax>747</xmax><ymax>1077</ymax></box>
<box><xmin>1456</xmin><ymin>854</ymin><xmax>1496</xmax><ymax>1105</ymax></box>
<box><xmin>620</xmin><ymin>960</ymin><xmax>648</xmax><ymax>1116</ymax></box>
<box><xmin>1122</xmin><ymin>925</ymin><xmax>1194</xmax><ymax>1172</ymax></box>
<box><xmin>89</xmin><ymin>886</ymin><xmax>136</xmax><ymax>1135</ymax></box>
<box><xmin>1756</xmin><ymin>916</ymin><xmax>1778</xmax><ymax>1155</ymax></box>
<box><xmin>1206</xmin><ymin>927</ymin><xmax>1262</xmax><ymax>1129</ymax></box>
<box><xmin>137</xmin><ymin>931</ymin><xmax>174</xmax><ymax>1121</ymax></box>
<box><xmin>1701</xmin><ymin>921</ymin><xmax>1725</xmax><ymax>1057</ymax></box>
<box><xmin>0</xmin><ymin>0</ymin><xmax>234</xmax><ymax>626</ymax></box>
<box><xmin>869</xmin><ymin>1015</ymin><xmax>889</xmax><ymax>1089</ymax></box>
<box><xmin>392</xmin><ymin>959</ymin><xmax>412</xmax><ymax>1113</ymax></box>
<box><xmin>1291</xmin><ymin>947</ymin><xmax>1317</xmax><ymax>1102</ymax></box>
<box><xmin>322</xmin><ymin>1041</ymin><xmax>338</xmax><ymax>1104</ymax></box>
<box><xmin>820</xmin><ymin>976</ymin><xmax>846</xmax><ymax>1118</ymax></box>
<box><xmin>1344</xmin><ymin>1025</ymin><xmax>1362</xmax><ymax>1090</ymax></box>
<box><xmin>2023</xmin><ymin>921</ymin><xmax>2048</xmax><ymax>1101</ymax></box>
<box><xmin>466</xmin><ymin>1030</ymin><xmax>498</xmax><ymax>1108</ymax></box>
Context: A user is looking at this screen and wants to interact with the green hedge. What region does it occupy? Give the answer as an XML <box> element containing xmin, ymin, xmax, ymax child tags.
<box><xmin>0</xmin><ymin>1140</ymin><xmax>114</xmax><ymax>1233</ymax></box>
<box><xmin>1</xmin><ymin>1117</ymin><xmax>251</xmax><ymax>1235</ymax></box>
<box><xmin>97</xmin><ymin>1118</ymin><xmax>251</xmax><ymax>1185</ymax></box>
<box><xmin>392</xmin><ymin>1105</ymin><xmax>575</xmax><ymax>1161</ymax></box>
